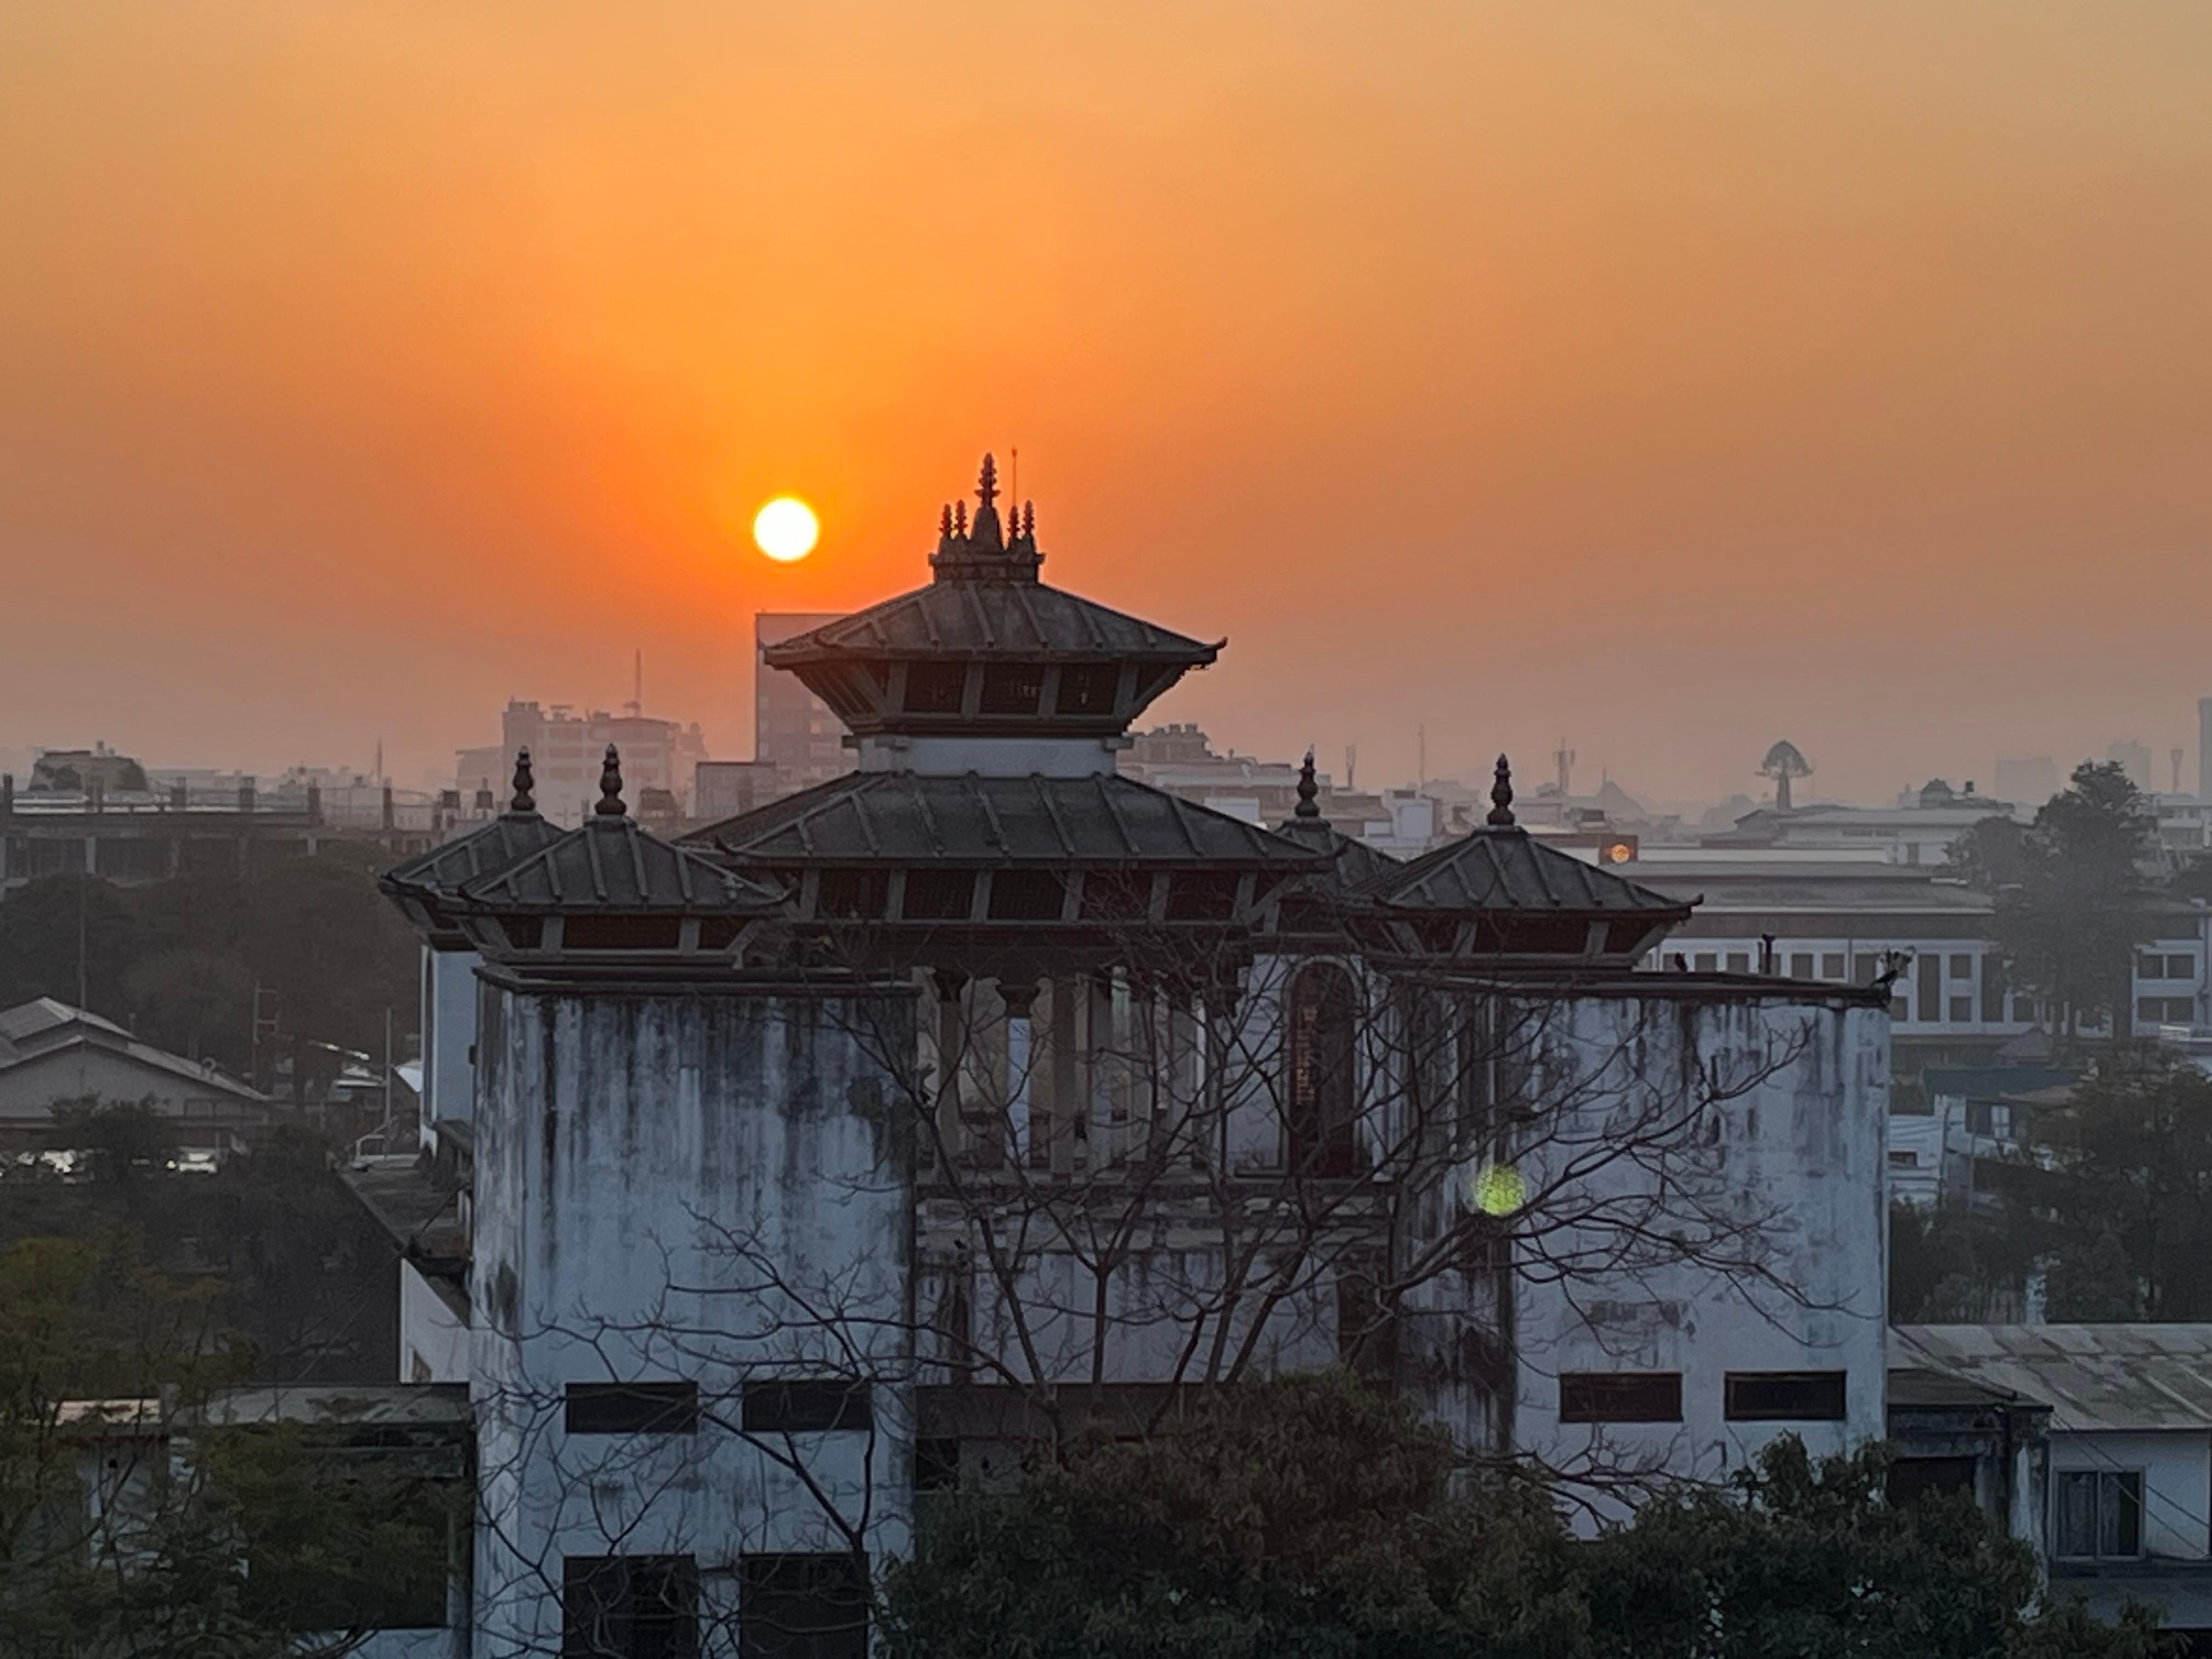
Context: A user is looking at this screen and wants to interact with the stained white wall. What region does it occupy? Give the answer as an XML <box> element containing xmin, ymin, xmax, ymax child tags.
<box><xmin>2050</xmin><ymin>1430</ymin><xmax>2212</xmax><ymax>1561</ymax></box>
<box><xmin>470</xmin><ymin>984</ymin><xmax>916</xmax><ymax>1657</ymax></box>
<box><xmin>399</xmin><ymin>1261</ymin><xmax>469</xmax><ymax>1384</ymax></box>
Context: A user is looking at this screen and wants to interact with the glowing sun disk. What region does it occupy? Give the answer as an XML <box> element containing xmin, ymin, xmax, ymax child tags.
<box><xmin>753</xmin><ymin>497</ymin><xmax>819</xmax><ymax>563</ymax></box>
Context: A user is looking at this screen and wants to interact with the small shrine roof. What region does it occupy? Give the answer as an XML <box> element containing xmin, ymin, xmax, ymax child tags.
<box><xmin>1367</xmin><ymin>827</ymin><xmax>1691</xmax><ymax>916</ymax></box>
<box><xmin>763</xmin><ymin>580</ymin><xmax>1218</xmax><ymax>665</ymax></box>
<box><xmin>460</xmin><ymin>817</ymin><xmax>779</xmax><ymax>912</ymax></box>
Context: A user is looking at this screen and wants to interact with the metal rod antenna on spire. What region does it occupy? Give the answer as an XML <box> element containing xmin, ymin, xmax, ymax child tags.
<box><xmin>1011</xmin><ymin>447</ymin><xmax>1018</xmax><ymax>504</ymax></box>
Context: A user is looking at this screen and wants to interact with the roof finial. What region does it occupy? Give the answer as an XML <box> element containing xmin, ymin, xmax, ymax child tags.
<box><xmin>510</xmin><ymin>747</ymin><xmax>537</xmax><ymax>815</ymax></box>
<box><xmin>1295</xmin><ymin>749</ymin><xmax>1321</xmax><ymax>819</ymax></box>
<box><xmin>953</xmin><ymin>499</ymin><xmax>967</xmax><ymax>537</ymax></box>
<box><xmin>977</xmin><ymin>452</ymin><xmax>998</xmax><ymax>509</ymax></box>
<box><xmin>1021</xmin><ymin>500</ymin><xmax>1034</xmax><ymax>539</ymax></box>
<box><xmin>1487</xmin><ymin>754</ymin><xmax>1515</xmax><ymax>827</ymax></box>
<box><xmin>595</xmin><ymin>744</ymin><xmax>627</xmax><ymax>817</ymax></box>
<box><xmin>938</xmin><ymin>502</ymin><xmax>954</xmax><ymax>549</ymax></box>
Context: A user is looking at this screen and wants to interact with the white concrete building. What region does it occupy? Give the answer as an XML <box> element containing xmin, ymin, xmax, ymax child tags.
<box><xmin>370</xmin><ymin>459</ymin><xmax>1891</xmax><ymax>1654</ymax></box>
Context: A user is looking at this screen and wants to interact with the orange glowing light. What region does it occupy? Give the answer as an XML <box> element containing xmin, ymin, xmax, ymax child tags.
<box><xmin>753</xmin><ymin>497</ymin><xmax>819</xmax><ymax>563</ymax></box>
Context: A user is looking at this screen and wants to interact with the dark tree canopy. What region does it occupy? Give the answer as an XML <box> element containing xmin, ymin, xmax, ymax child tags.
<box><xmin>882</xmin><ymin>1372</ymin><xmax>2170</xmax><ymax>1659</ymax></box>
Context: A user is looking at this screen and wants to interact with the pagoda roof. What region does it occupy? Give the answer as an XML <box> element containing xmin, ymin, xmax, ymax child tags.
<box><xmin>693</xmin><ymin>771</ymin><xmax>1328</xmax><ymax>870</ymax></box>
<box><xmin>381</xmin><ymin>812</ymin><xmax>565</xmax><ymax>902</ymax></box>
<box><xmin>1365</xmin><ymin>826</ymin><xmax>1691</xmax><ymax>917</ymax></box>
<box><xmin>762</xmin><ymin>580</ymin><xmax>1220</xmax><ymax>665</ymax></box>
<box><xmin>460</xmin><ymin>817</ymin><xmax>780</xmax><ymax>913</ymax></box>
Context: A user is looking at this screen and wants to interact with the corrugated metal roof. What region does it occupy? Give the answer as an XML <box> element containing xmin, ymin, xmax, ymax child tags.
<box><xmin>1365</xmin><ymin>828</ymin><xmax>1691</xmax><ymax>916</ymax></box>
<box><xmin>460</xmin><ymin>819</ymin><xmax>781</xmax><ymax>911</ymax></box>
<box><xmin>763</xmin><ymin>580</ymin><xmax>1221</xmax><ymax>663</ymax></box>
<box><xmin>1893</xmin><ymin>1324</ymin><xmax>2212</xmax><ymax>1432</ymax></box>
<box><xmin>693</xmin><ymin>772</ymin><xmax>1328</xmax><ymax>868</ymax></box>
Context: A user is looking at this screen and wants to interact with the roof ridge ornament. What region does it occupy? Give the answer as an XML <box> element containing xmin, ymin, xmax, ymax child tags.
<box><xmin>1487</xmin><ymin>754</ymin><xmax>1515</xmax><ymax>827</ymax></box>
<box><xmin>510</xmin><ymin>747</ymin><xmax>537</xmax><ymax>816</ymax></box>
<box><xmin>1295</xmin><ymin>749</ymin><xmax>1321</xmax><ymax>819</ymax></box>
<box><xmin>928</xmin><ymin>455</ymin><xmax>1044</xmax><ymax>583</ymax></box>
<box><xmin>968</xmin><ymin>453</ymin><xmax>1003</xmax><ymax>554</ymax></box>
<box><xmin>595</xmin><ymin>744</ymin><xmax>627</xmax><ymax>819</ymax></box>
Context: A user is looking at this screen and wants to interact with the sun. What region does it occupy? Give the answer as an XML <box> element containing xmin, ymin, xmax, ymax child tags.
<box><xmin>752</xmin><ymin>496</ymin><xmax>819</xmax><ymax>563</ymax></box>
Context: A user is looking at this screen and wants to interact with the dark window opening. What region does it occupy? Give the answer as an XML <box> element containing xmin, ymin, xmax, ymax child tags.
<box><xmin>563</xmin><ymin>1554</ymin><xmax>699</xmax><ymax>1659</ymax></box>
<box><xmin>1789</xmin><ymin>952</ymin><xmax>1815</xmax><ymax>978</ymax></box>
<box><xmin>1888</xmin><ymin>1456</ymin><xmax>1977</xmax><ymax>1507</ymax></box>
<box><xmin>1482</xmin><ymin>918</ymin><xmax>1592</xmax><ymax>955</ymax></box>
<box><xmin>986</xmin><ymin>870</ymin><xmax>1066</xmax><ymax>922</ymax></box>
<box><xmin>1820</xmin><ymin>952</ymin><xmax>1845</xmax><ymax>979</ymax></box>
<box><xmin>902</xmin><ymin>870</ymin><xmax>976</xmax><ymax>921</ymax></box>
<box><xmin>565</xmin><ymin>915</ymin><xmax>684</xmax><ymax>951</ymax></box>
<box><xmin>902</xmin><ymin>661</ymin><xmax>968</xmax><ymax>715</ymax></box>
<box><xmin>1916</xmin><ymin>964</ymin><xmax>1941</xmax><ymax>1022</ymax></box>
<box><xmin>741</xmin><ymin>1379</ymin><xmax>873</xmax><ymax>1434</ymax></box>
<box><xmin>915</xmin><ymin>1437</ymin><xmax>962</xmax><ymax>1493</ymax></box>
<box><xmin>1694</xmin><ymin>952</ymin><xmax>1718</xmax><ymax>973</ymax></box>
<box><xmin>1606</xmin><ymin>920</ymin><xmax>1663</xmax><ymax>956</ymax></box>
<box><xmin>1287</xmin><ymin>964</ymin><xmax>1362</xmax><ymax>1176</ymax></box>
<box><xmin>1165</xmin><ymin>872</ymin><xmax>1239</xmax><ymax>921</ymax></box>
<box><xmin>740</xmin><ymin>1553</ymin><xmax>868</xmax><ymax>1659</ymax></box>
<box><xmin>1981</xmin><ymin>958</ymin><xmax>2006</xmax><ymax>1023</ymax></box>
<box><xmin>1077</xmin><ymin>870</ymin><xmax>1153</xmax><ymax>921</ymax></box>
<box><xmin>1055</xmin><ymin>662</ymin><xmax>1121</xmax><ymax>715</ymax></box>
<box><xmin>502</xmin><ymin>917</ymin><xmax>545</xmax><ymax>949</ymax></box>
<box><xmin>1558</xmin><ymin>1372</ymin><xmax>1682</xmax><ymax>1423</ymax></box>
<box><xmin>1950</xmin><ymin>996</ymin><xmax>1972</xmax><ymax>1023</ymax></box>
<box><xmin>1854</xmin><ymin>953</ymin><xmax>1880</xmax><ymax>985</ymax></box>
<box><xmin>1725</xmin><ymin>951</ymin><xmax>1751</xmax><ymax>973</ymax></box>
<box><xmin>816</xmin><ymin>869</ymin><xmax>889</xmax><ymax>920</ymax></box>
<box><xmin>565</xmin><ymin>1381</ymin><xmax>699</xmax><ymax>1436</ymax></box>
<box><xmin>1724</xmin><ymin>1370</ymin><xmax>1847</xmax><ymax>1421</ymax></box>
<box><xmin>978</xmin><ymin>662</ymin><xmax>1047</xmax><ymax>715</ymax></box>
<box><xmin>699</xmin><ymin>916</ymin><xmax>747</xmax><ymax>952</ymax></box>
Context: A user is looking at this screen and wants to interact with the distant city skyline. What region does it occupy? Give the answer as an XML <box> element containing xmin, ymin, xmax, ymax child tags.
<box><xmin>3</xmin><ymin>5</ymin><xmax>2206</xmax><ymax>808</ymax></box>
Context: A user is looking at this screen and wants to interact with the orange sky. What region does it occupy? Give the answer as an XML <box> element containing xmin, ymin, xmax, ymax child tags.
<box><xmin>3</xmin><ymin>3</ymin><xmax>2208</xmax><ymax>805</ymax></box>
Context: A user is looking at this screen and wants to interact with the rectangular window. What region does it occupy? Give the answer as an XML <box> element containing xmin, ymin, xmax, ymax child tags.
<box><xmin>914</xmin><ymin>1438</ymin><xmax>962</xmax><ymax>1494</ymax></box>
<box><xmin>563</xmin><ymin>1554</ymin><xmax>699</xmax><ymax>1658</ymax></box>
<box><xmin>902</xmin><ymin>662</ymin><xmax>968</xmax><ymax>715</ymax></box>
<box><xmin>2138</xmin><ymin>997</ymin><xmax>2164</xmax><ymax>1023</ymax></box>
<box><xmin>1725</xmin><ymin>951</ymin><xmax>1751</xmax><ymax>973</ymax></box>
<box><xmin>1789</xmin><ymin>952</ymin><xmax>1814</xmax><ymax>979</ymax></box>
<box><xmin>2175</xmin><ymin>955</ymin><xmax>2199</xmax><ymax>980</ymax></box>
<box><xmin>985</xmin><ymin>870</ymin><xmax>1066</xmax><ymax>922</ymax></box>
<box><xmin>1888</xmin><ymin>1150</ymin><xmax>1918</xmax><ymax>1168</ymax></box>
<box><xmin>1950</xmin><ymin>996</ymin><xmax>1972</xmax><ymax>1024</ymax></box>
<box><xmin>1916</xmin><ymin>964</ymin><xmax>1941</xmax><ymax>1022</ymax></box>
<box><xmin>741</xmin><ymin>1379</ymin><xmax>873</xmax><ymax>1435</ymax></box>
<box><xmin>740</xmin><ymin>1553</ymin><xmax>869</xmax><ymax>1659</ymax></box>
<box><xmin>1054</xmin><ymin>662</ymin><xmax>1120</xmax><ymax>716</ymax></box>
<box><xmin>902</xmin><ymin>870</ymin><xmax>976</xmax><ymax>921</ymax></box>
<box><xmin>2056</xmin><ymin>1470</ymin><xmax>2143</xmax><ymax>1560</ymax></box>
<box><xmin>1854</xmin><ymin>954</ymin><xmax>1879</xmax><ymax>986</ymax></box>
<box><xmin>565</xmin><ymin>1381</ymin><xmax>699</xmax><ymax>1436</ymax></box>
<box><xmin>1724</xmin><ymin>1370</ymin><xmax>1847</xmax><ymax>1421</ymax></box>
<box><xmin>564</xmin><ymin>916</ymin><xmax>684</xmax><ymax>951</ymax></box>
<box><xmin>978</xmin><ymin>662</ymin><xmax>1047</xmax><ymax>716</ymax></box>
<box><xmin>1693</xmin><ymin>953</ymin><xmax>1717</xmax><ymax>973</ymax></box>
<box><xmin>1821</xmin><ymin>952</ymin><xmax>1846</xmax><ymax>979</ymax></box>
<box><xmin>1949</xmin><ymin>952</ymin><xmax>1974</xmax><ymax>979</ymax></box>
<box><xmin>815</xmin><ymin>870</ymin><xmax>889</xmax><ymax>921</ymax></box>
<box><xmin>1558</xmin><ymin>1372</ymin><xmax>1681</xmax><ymax>1424</ymax></box>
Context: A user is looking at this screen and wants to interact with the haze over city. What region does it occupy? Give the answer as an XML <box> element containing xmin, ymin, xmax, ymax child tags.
<box><xmin>4</xmin><ymin>3</ymin><xmax>2208</xmax><ymax>805</ymax></box>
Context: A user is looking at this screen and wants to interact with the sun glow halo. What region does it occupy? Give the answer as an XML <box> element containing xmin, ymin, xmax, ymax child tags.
<box><xmin>752</xmin><ymin>497</ymin><xmax>819</xmax><ymax>563</ymax></box>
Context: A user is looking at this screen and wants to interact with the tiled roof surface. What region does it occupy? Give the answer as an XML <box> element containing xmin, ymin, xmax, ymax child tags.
<box><xmin>460</xmin><ymin>819</ymin><xmax>781</xmax><ymax>911</ymax></box>
<box><xmin>694</xmin><ymin>772</ymin><xmax>1328</xmax><ymax>868</ymax></box>
<box><xmin>1366</xmin><ymin>828</ymin><xmax>1691</xmax><ymax>915</ymax></box>
<box><xmin>763</xmin><ymin>580</ymin><xmax>1220</xmax><ymax>662</ymax></box>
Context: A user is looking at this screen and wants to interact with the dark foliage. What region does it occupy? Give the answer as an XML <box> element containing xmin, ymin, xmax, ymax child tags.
<box><xmin>883</xmin><ymin>1373</ymin><xmax>2171</xmax><ymax>1659</ymax></box>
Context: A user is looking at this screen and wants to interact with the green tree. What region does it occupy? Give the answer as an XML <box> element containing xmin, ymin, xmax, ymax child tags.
<box><xmin>0</xmin><ymin>1233</ymin><xmax>449</xmax><ymax>1656</ymax></box>
<box><xmin>1949</xmin><ymin>761</ymin><xmax>2153</xmax><ymax>1043</ymax></box>
<box><xmin>882</xmin><ymin>1373</ymin><xmax>2170</xmax><ymax>1659</ymax></box>
<box><xmin>2030</xmin><ymin>1053</ymin><xmax>2212</xmax><ymax>1320</ymax></box>
<box><xmin>47</xmin><ymin>1097</ymin><xmax>177</xmax><ymax>1185</ymax></box>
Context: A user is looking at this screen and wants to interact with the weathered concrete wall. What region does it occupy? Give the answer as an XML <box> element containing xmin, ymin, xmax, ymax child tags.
<box><xmin>399</xmin><ymin>1260</ymin><xmax>469</xmax><ymax>1384</ymax></box>
<box><xmin>470</xmin><ymin>983</ymin><xmax>916</xmax><ymax>1657</ymax></box>
<box><xmin>1502</xmin><ymin>993</ymin><xmax>1889</xmax><ymax>1503</ymax></box>
<box><xmin>420</xmin><ymin>947</ymin><xmax>478</xmax><ymax>1126</ymax></box>
<box><xmin>2051</xmin><ymin>1430</ymin><xmax>2211</xmax><ymax>1560</ymax></box>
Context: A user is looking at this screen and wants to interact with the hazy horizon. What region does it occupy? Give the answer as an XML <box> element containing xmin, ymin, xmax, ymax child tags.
<box><xmin>5</xmin><ymin>4</ymin><xmax>2208</xmax><ymax>804</ymax></box>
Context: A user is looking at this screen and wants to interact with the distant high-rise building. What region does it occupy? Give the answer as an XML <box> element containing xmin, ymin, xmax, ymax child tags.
<box><xmin>755</xmin><ymin>613</ymin><xmax>854</xmax><ymax>790</ymax></box>
<box><xmin>2108</xmin><ymin>740</ymin><xmax>2153</xmax><ymax>793</ymax></box>
<box><xmin>2200</xmin><ymin>698</ymin><xmax>2212</xmax><ymax>802</ymax></box>
<box><xmin>1994</xmin><ymin>757</ymin><xmax>2058</xmax><ymax>811</ymax></box>
<box><xmin>492</xmin><ymin>701</ymin><xmax>709</xmax><ymax>826</ymax></box>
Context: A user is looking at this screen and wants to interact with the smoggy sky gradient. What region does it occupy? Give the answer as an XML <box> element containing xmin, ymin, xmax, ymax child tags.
<box><xmin>4</xmin><ymin>4</ymin><xmax>2208</xmax><ymax>805</ymax></box>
